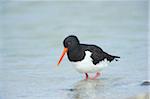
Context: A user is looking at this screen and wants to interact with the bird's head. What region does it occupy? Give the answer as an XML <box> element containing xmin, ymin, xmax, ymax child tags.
<box><xmin>63</xmin><ymin>35</ymin><xmax>80</xmax><ymax>50</ymax></box>
<box><xmin>57</xmin><ymin>35</ymin><xmax>80</xmax><ymax>65</ymax></box>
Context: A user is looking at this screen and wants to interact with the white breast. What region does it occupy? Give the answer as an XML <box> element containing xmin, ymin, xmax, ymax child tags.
<box><xmin>72</xmin><ymin>51</ymin><xmax>109</xmax><ymax>73</ymax></box>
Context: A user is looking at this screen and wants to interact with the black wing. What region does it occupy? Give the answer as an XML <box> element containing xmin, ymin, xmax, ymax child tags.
<box><xmin>81</xmin><ymin>44</ymin><xmax>120</xmax><ymax>65</ymax></box>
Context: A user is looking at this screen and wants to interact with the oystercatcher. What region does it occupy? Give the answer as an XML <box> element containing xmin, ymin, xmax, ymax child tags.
<box><xmin>57</xmin><ymin>35</ymin><xmax>120</xmax><ymax>80</ymax></box>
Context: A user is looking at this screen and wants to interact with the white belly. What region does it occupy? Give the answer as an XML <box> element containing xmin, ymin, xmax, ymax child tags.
<box><xmin>72</xmin><ymin>51</ymin><xmax>109</xmax><ymax>73</ymax></box>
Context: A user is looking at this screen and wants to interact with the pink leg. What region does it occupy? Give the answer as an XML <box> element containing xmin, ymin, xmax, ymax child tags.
<box><xmin>94</xmin><ymin>72</ymin><xmax>101</xmax><ymax>79</ymax></box>
<box><xmin>91</xmin><ymin>72</ymin><xmax>101</xmax><ymax>80</ymax></box>
<box><xmin>85</xmin><ymin>73</ymin><xmax>89</xmax><ymax>80</ymax></box>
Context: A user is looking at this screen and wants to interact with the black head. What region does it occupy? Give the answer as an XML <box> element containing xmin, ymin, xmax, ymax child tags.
<box><xmin>63</xmin><ymin>35</ymin><xmax>80</xmax><ymax>51</ymax></box>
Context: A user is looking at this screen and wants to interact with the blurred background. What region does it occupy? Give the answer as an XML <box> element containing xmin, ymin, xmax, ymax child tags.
<box><xmin>0</xmin><ymin>0</ymin><xmax>149</xmax><ymax>99</ymax></box>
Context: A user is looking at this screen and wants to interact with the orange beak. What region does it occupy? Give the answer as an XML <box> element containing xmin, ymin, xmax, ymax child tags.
<box><xmin>57</xmin><ymin>47</ymin><xmax>68</xmax><ymax>65</ymax></box>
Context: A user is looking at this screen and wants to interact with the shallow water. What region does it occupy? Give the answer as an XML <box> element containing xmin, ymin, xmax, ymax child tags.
<box><xmin>0</xmin><ymin>1</ymin><xmax>149</xmax><ymax>99</ymax></box>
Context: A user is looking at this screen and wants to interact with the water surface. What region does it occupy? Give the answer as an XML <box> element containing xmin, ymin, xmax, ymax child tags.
<box><xmin>0</xmin><ymin>1</ymin><xmax>149</xmax><ymax>99</ymax></box>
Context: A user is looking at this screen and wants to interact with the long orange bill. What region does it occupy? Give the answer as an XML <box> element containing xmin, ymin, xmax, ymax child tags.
<box><xmin>57</xmin><ymin>48</ymin><xmax>68</xmax><ymax>65</ymax></box>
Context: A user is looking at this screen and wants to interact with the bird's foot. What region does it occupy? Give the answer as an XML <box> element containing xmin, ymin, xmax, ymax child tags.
<box><xmin>84</xmin><ymin>73</ymin><xmax>89</xmax><ymax>80</ymax></box>
<box><xmin>90</xmin><ymin>72</ymin><xmax>100</xmax><ymax>80</ymax></box>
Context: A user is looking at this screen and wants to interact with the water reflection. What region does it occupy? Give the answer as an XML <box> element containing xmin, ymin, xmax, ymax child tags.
<box><xmin>70</xmin><ymin>79</ymin><xmax>106</xmax><ymax>99</ymax></box>
<box><xmin>66</xmin><ymin>77</ymin><xmax>124</xmax><ymax>99</ymax></box>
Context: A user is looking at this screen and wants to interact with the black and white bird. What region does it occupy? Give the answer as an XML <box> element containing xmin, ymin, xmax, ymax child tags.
<box><xmin>57</xmin><ymin>35</ymin><xmax>120</xmax><ymax>80</ymax></box>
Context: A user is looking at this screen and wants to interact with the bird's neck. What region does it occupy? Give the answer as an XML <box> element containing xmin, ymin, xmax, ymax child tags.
<box><xmin>67</xmin><ymin>45</ymin><xmax>85</xmax><ymax>62</ymax></box>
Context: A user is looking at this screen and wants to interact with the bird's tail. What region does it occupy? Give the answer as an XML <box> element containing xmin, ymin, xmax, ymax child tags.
<box><xmin>113</xmin><ymin>55</ymin><xmax>120</xmax><ymax>61</ymax></box>
<box><xmin>106</xmin><ymin>54</ymin><xmax>120</xmax><ymax>62</ymax></box>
